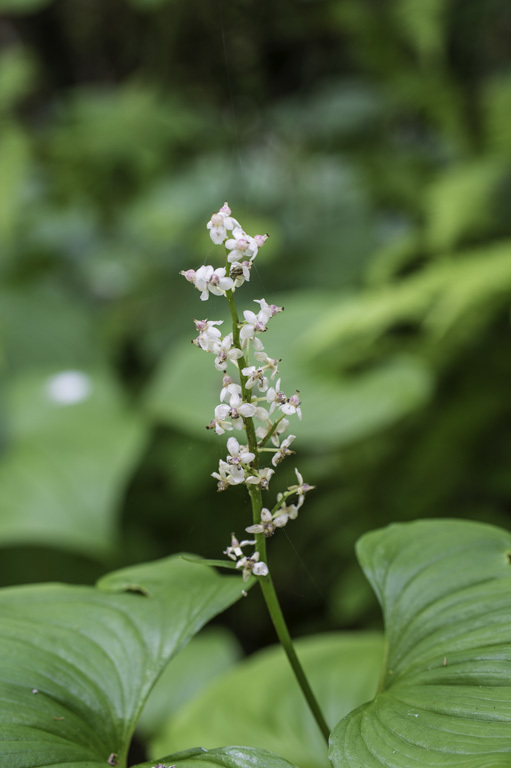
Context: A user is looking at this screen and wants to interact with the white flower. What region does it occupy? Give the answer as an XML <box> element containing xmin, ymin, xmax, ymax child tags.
<box><xmin>240</xmin><ymin>308</ymin><xmax>268</xmax><ymax>341</ymax></box>
<box><xmin>236</xmin><ymin>551</ymin><xmax>269</xmax><ymax>582</ymax></box>
<box><xmin>281</xmin><ymin>391</ymin><xmax>302</xmax><ymax>420</ymax></box>
<box><xmin>220</xmin><ymin>377</ymin><xmax>242</xmax><ymax>403</ymax></box>
<box><xmin>206</xmin><ymin>404</ymin><xmax>233</xmax><ymax>435</ymax></box>
<box><xmin>212</xmin><ymin>459</ymin><xmax>244</xmax><ymax>490</ymax></box>
<box><xmin>242</xmin><ymin>365</ymin><xmax>269</xmax><ymax>392</ymax></box>
<box><xmin>266</xmin><ymin>378</ymin><xmax>287</xmax><ymax>414</ymax></box>
<box><xmin>255</xmin><ymin>416</ymin><xmax>290</xmax><ymax>446</ymax></box>
<box><xmin>245</xmin><ymin>466</ymin><xmax>275</xmax><ymax>490</ymax></box>
<box><xmin>253</xmin><ymin>298</ymin><xmax>283</xmax><ymax>322</ymax></box>
<box><xmin>45</xmin><ymin>371</ymin><xmax>92</xmax><ymax>405</ymax></box>
<box><xmin>288</xmin><ymin>468</ymin><xmax>315</xmax><ymax>499</ymax></box>
<box><xmin>271</xmin><ymin>434</ymin><xmax>296</xmax><ymax>467</ymax></box>
<box><xmin>207</xmin><ymin>202</ymin><xmax>240</xmax><ymax>245</ymax></box>
<box><xmin>254</xmin><ymin>350</ymin><xmax>280</xmax><ymax>379</ymax></box>
<box><xmin>246</xmin><ymin>507</ymin><xmax>285</xmax><ymax>537</ymax></box>
<box><xmin>225</xmin><ymin>227</ymin><xmax>260</xmax><ymax>263</ymax></box>
<box><xmin>193</xmin><ymin>319</ymin><xmax>223</xmax><ymax>351</ymax></box>
<box><xmin>224</xmin><ymin>533</ymin><xmax>255</xmax><ymax>560</ymax></box>
<box><xmin>213</xmin><ymin>333</ymin><xmax>243</xmax><ymax>371</ymax></box>
<box><xmin>194</xmin><ymin>265</ymin><xmax>234</xmax><ymax>301</ymax></box>
<box><xmin>229</xmin><ymin>260</ymin><xmax>252</xmax><ymax>288</ymax></box>
<box><xmin>226</xmin><ymin>436</ymin><xmax>255</xmax><ymax>468</ymax></box>
<box><xmin>226</xmin><ymin>393</ymin><xmax>257</xmax><ymax>429</ymax></box>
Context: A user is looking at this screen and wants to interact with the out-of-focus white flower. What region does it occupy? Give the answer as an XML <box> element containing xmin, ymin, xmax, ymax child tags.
<box><xmin>220</xmin><ymin>377</ymin><xmax>242</xmax><ymax>404</ymax></box>
<box><xmin>207</xmin><ymin>202</ymin><xmax>240</xmax><ymax>245</ymax></box>
<box><xmin>194</xmin><ymin>265</ymin><xmax>234</xmax><ymax>301</ymax></box>
<box><xmin>46</xmin><ymin>371</ymin><xmax>92</xmax><ymax>405</ymax></box>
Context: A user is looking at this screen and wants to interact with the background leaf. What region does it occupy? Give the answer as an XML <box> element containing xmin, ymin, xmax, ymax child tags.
<box><xmin>330</xmin><ymin>519</ymin><xmax>511</xmax><ymax>767</ymax></box>
<box><xmin>134</xmin><ymin>746</ymin><xmax>300</xmax><ymax>768</ymax></box>
<box><xmin>0</xmin><ymin>369</ymin><xmax>146</xmax><ymax>557</ymax></box>
<box><xmin>0</xmin><ymin>556</ymin><xmax>247</xmax><ymax>767</ymax></box>
<box><xmin>151</xmin><ymin>633</ymin><xmax>384</xmax><ymax>768</ymax></box>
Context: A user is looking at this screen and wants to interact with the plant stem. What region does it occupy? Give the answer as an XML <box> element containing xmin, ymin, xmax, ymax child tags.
<box><xmin>225</xmin><ymin>285</ymin><xmax>330</xmax><ymax>744</ymax></box>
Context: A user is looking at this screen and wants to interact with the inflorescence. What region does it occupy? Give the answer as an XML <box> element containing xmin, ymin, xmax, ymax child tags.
<box><xmin>180</xmin><ymin>202</ymin><xmax>314</xmax><ymax>582</ymax></box>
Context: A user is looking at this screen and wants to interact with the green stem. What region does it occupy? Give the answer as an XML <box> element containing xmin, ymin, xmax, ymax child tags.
<box><xmin>225</xmin><ymin>286</ymin><xmax>330</xmax><ymax>744</ymax></box>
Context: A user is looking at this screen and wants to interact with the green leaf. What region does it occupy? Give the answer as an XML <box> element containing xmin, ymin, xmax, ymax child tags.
<box><xmin>151</xmin><ymin>633</ymin><xmax>384</xmax><ymax>768</ymax></box>
<box><xmin>0</xmin><ymin>369</ymin><xmax>146</xmax><ymax>557</ymax></box>
<box><xmin>137</xmin><ymin>628</ymin><xmax>242</xmax><ymax>741</ymax></box>
<box><xmin>145</xmin><ymin>292</ymin><xmax>432</xmax><ymax>448</ymax></box>
<box><xmin>133</xmin><ymin>746</ymin><xmax>300</xmax><ymax>768</ymax></box>
<box><xmin>330</xmin><ymin>520</ymin><xmax>511</xmax><ymax>767</ymax></box>
<box><xmin>0</xmin><ymin>556</ymin><xmax>247</xmax><ymax>768</ymax></box>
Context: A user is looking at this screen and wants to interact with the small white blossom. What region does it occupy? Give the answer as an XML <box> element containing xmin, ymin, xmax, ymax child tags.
<box><xmin>242</xmin><ymin>365</ymin><xmax>269</xmax><ymax>392</ymax></box>
<box><xmin>226</xmin><ymin>227</ymin><xmax>260</xmax><ymax>263</ymax></box>
<box><xmin>288</xmin><ymin>468</ymin><xmax>315</xmax><ymax>500</ymax></box>
<box><xmin>207</xmin><ymin>202</ymin><xmax>240</xmax><ymax>245</ymax></box>
<box><xmin>245</xmin><ymin>466</ymin><xmax>275</xmax><ymax>490</ymax></box>
<box><xmin>271</xmin><ymin>434</ymin><xmax>296</xmax><ymax>466</ymax></box>
<box><xmin>194</xmin><ymin>265</ymin><xmax>234</xmax><ymax>301</ymax></box>
<box><xmin>254</xmin><ymin>350</ymin><xmax>280</xmax><ymax>379</ymax></box>
<box><xmin>240</xmin><ymin>308</ymin><xmax>268</xmax><ymax>341</ymax></box>
<box><xmin>220</xmin><ymin>377</ymin><xmax>242</xmax><ymax>404</ymax></box>
<box><xmin>192</xmin><ymin>319</ymin><xmax>223</xmax><ymax>351</ymax></box>
<box><xmin>253</xmin><ymin>298</ymin><xmax>283</xmax><ymax>321</ymax></box>
<box><xmin>212</xmin><ymin>459</ymin><xmax>244</xmax><ymax>491</ymax></box>
<box><xmin>226</xmin><ymin>393</ymin><xmax>257</xmax><ymax>429</ymax></box>
<box><xmin>213</xmin><ymin>333</ymin><xmax>243</xmax><ymax>371</ymax></box>
<box><xmin>229</xmin><ymin>260</ymin><xmax>252</xmax><ymax>288</ymax></box>
<box><xmin>236</xmin><ymin>551</ymin><xmax>269</xmax><ymax>582</ymax></box>
<box><xmin>226</xmin><ymin>436</ymin><xmax>255</xmax><ymax>468</ymax></box>
<box><xmin>281</xmin><ymin>391</ymin><xmax>302</xmax><ymax>420</ymax></box>
<box><xmin>206</xmin><ymin>404</ymin><xmax>233</xmax><ymax>435</ymax></box>
<box><xmin>266</xmin><ymin>378</ymin><xmax>287</xmax><ymax>414</ymax></box>
<box><xmin>246</xmin><ymin>507</ymin><xmax>280</xmax><ymax>537</ymax></box>
<box><xmin>224</xmin><ymin>533</ymin><xmax>256</xmax><ymax>560</ymax></box>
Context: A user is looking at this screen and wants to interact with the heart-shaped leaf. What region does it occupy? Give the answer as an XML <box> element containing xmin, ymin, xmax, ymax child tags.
<box><xmin>0</xmin><ymin>556</ymin><xmax>247</xmax><ymax>767</ymax></box>
<box><xmin>330</xmin><ymin>519</ymin><xmax>511</xmax><ymax>767</ymax></box>
<box><xmin>151</xmin><ymin>633</ymin><xmax>383</xmax><ymax>768</ymax></box>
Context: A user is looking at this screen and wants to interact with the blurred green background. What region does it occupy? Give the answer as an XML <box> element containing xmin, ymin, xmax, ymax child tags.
<box><xmin>0</xmin><ymin>0</ymin><xmax>510</xmax><ymax>683</ymax></box>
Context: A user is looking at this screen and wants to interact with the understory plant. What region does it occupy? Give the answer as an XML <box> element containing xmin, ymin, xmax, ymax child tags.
<box><xmin>1</xmin><ymin>206</ymin><xmax>510</xmax><ymax>768</ymax></box>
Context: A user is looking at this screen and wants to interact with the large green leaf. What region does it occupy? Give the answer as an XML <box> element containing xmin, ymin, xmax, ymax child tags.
<box><xmin>330</xmin><ymin>520</ymin><xmax>511</xmax><ymax>767</ymax></box>
<box><xmin>0</xmin><ymin>369</ymin><xmax>146</xmax><ymax>557</ymax></box>
<box><xmin>151</xmin><ymin>633</ymin><xmax>384</xmax><ymax>768</ymax></box>
<box><xmin>0</xmin><ymin>556</ymin><xmax>247</xmax><ymax>768</ymax></box>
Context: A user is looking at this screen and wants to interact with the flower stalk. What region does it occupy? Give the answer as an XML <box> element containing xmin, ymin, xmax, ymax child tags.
<box><xmin>181</xmin><ymin>202</ymin><xmax>330</xmax><ymax>742</ymax></box>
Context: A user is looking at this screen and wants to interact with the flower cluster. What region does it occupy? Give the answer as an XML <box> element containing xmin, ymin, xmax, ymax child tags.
<box><xmin>180</xmin><ymin>202</ymin><xmax>314</xmax><ymax>581</ymax></box>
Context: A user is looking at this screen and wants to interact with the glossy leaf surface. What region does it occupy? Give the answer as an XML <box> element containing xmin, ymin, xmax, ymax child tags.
<box><xmin>0</xmin><ymin>556</ymin><xmax>246</xmax><ymax>767</ymax></box>
<box><xmin>330</xmin><ymin>520</ymin><xmax>511</xmax><ymax>767</ymax></box>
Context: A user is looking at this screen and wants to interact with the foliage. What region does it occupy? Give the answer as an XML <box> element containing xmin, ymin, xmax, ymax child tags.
<box><xmin>0</xmin><ymin>0</ymin><xmax>510</xmax><ymax>764</ymax></box>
